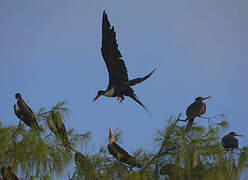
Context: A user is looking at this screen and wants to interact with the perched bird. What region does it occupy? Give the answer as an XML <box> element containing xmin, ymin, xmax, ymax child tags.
<box><xmin>14</xmin><ymin>93</ymin><xmax>39</xmax><ymax>128</ymax></box>
<box><xmin>222</xmin><ymin>132</ymin><xmax>244</xmax><ymax>150</ymax></box>
<box><xmin>185</xmin><ymin>96</ymin><xmax>211</xmax><ymax>132</ymax></box>
<box><xmin>46</xmin><ymin>111</ymin><xmax>70</xmax><ymax>148</ymax></box>
<box><xmin>107</xmin><ymin>128</ymin><xmax>141</xmax><ymax>168</ymax></box>
<box><xmin>93</xmin><ymin>11</ymin><xmax>155</xmax><ymax>115</ymax></box>
<box><xmin>71</xmin><ymin>148</ymin><xmax>86</xmax><ymax>167</ymax></box>
<box><xmin>1</xmin><ymin>158</ymin><xmax>19</xmax><ymax>180</ymax></box>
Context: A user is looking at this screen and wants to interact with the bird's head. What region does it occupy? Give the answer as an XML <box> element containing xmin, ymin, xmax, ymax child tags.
<box><xmin>108</xmin><ymin>128</ymin><xmax>115</xmax><ymax>144</ymax></box>
<box><xmin>15</xmin><ymin>93</ymin><xmax>22</xmax><ymax>100</ymax></box>
<box><xmin>195</xmin><ymin>96</ymin><xmax>212</xmax><ymax>102</ymax></box>
<box><xmin>93</xmin><ymin>90</ymin><xmax>105</xmax><ymax>102</ymax></box>
<box><xmin>229</xmin><ymin>132</ymin><xmax>244</xmax><ymax>137</ymax></box>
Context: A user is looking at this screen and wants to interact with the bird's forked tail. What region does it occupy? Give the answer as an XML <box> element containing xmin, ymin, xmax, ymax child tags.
<box><xmin>129</xmin><ymin>94</ymin><xmax>152</xmax><ymax>117</ymax></box>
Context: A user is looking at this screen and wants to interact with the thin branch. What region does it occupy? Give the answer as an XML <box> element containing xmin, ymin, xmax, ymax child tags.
<box><xmin>42</xmin><ymin>132</ymin><xmax>53</xmax><ymax>144</ymax></box>
<box><xmin>10</xmin><ymin>120</ymin><xmax>22</xmax><ymax>139</ymax></box>
<box><xmin>140</xmin><ymin>113</ymin><xmax>182</xmax><ymax>172</ymax></box>
<box><xmin>128</xmin><ymin>166</ymin><xmax>133</xmax><ymax>173</ymax></box>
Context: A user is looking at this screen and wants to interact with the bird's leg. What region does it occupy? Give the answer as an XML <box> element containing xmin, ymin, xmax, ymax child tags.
<box><xmin>42</xmin><ymin>132</ymin><xmax>53</xmax><ymax>144</ymax></box>
<box><xmin>117</xmin><ymin>96</ymin><xmax>121</xmax><ymax>103</ymax></box>
<box><xmin>128</xmin><ymin>166</ymin><xmax>134</xmax><ymax>172</ymax></box>
<box><xmin>120</xmin><ymin>96</ymin><xmax>125</xmax><ymax>103</ymax></box>
<box><xmin>117</xmin><ymin>96</ymin><xmax>125</xmax><ymax>103</ymax></box>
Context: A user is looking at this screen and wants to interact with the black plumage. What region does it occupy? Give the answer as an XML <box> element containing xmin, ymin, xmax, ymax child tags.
<box><xmin>1</xmin><ymin>158</ymin><xmax>19</xmax><ymax>180</ymax></box>
<box><xmin>222</xmin><ymin>132</ymin><xmax>244</xmax><ymax>150</ymax></box>
<box><xmin>185</xmin><ymin>96</ymin><xmax>211</xmax><ymax>132</ymax></box>
<box><xmin>107</xmin><ymin>129</ymin><xmax>141</xmax><ymax>168</ymax></box>
<box><xmin>14</xmin><ymin>93</ymin><xmax>39</xmax><ymax>128</ymax></box>
<box><xmin>93</xmin><ymin>11</ymin><xmax>155</xmax><ymax>115</ymax></box>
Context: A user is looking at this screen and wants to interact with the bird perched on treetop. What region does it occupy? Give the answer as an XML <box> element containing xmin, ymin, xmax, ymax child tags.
<box><xmin>93</xmin><ymin>11</ymin><xmax>155</xmax><ymax>115</ymax></box>
<box><xmin>46</xmin><ymin>111</ymin><xmax>70</xmax><ymax>148</ymax></box>
<box><xmin>71</xmin><ymin>148</ymin><xmax>86</xmax><ymax>167</ymax></box>
<box><xmin>221</xmin><ymin>132</ymin><xmax>244</xmax><ymax>150</ymax></box>
<box><xmin>107</xmin><ymin>128</ymin><xmax>142</xmax><ymax>168</ymax></box>
<box><xmin>185</xmin><ymin>96</ymin><xmax>211</xmax><ymax>132</ymax></box>
<box><xmin>14</xmin><ymin>93</ymin><xmax>40</xmax><ymax>130</ymax></box>
<box><xmin>1</xmin><ymin>158</ymin><xmax>19</xmax><ymax>180</ymax></box>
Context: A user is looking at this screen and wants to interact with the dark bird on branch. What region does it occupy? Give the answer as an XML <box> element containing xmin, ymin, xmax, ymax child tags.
<box><xmin>71</xmin><ymin>148</ymin><xmax>86</xmax><ymax>167</ymax></box>
<box><xmin>46</xmin><ymin>111</ymin><xmax>70</xmax><ymax>148</ymax></box>
<box><xmin>221</xmin><ymin>132</ymin><xmax>244</xmax><ymax>150</ymax></box>
<box><xmin>185</xmin><ymin>96</ymin><xmax>211</xmax><ymax>132</ymax></box>
<box><xmin>93</xmin><ymin>11</ymin><xmax>155</xmax><ymax>115</ymax></box>
<box><xmin>107</xmin><ymin>128</ymin><xmax>141</xmax><ymax>168</ymax></box>
<box><xmin>1</xmin><ymin>158</ymin><xmax>19</xmax><ymax>180</ymax></box>
<box><xmin>14</xmin><ymin>93</ymin><xmax>40</xmax><ymax>130</ymax></box>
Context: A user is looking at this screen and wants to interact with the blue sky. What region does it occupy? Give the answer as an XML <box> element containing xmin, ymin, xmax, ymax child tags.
<box><xmin>1</xmin><ymin>0</ymin><xmax>248</xmax><ymax>178</ymax></box>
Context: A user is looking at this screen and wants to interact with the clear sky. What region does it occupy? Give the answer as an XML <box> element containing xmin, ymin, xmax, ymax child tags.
<box><xmin>0</xmin><ymin>0</ymin><xmax>248</xmax><ymax>178</ymax></box>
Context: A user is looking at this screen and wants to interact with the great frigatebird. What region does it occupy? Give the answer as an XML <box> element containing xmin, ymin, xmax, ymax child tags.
<box><xmin>71</xmin><ymin>148</ymin><xmax>86</xmax><ymax>167</ymax></box>
<box><xmin>221</xmin><ymin>132</ymin><xmax>244</xmax><ymax>150</ymax></box>
<box><xmin>93</xmin><ymin>11</ymin><xmax>155</xmax><ymax>115</ymax></box>
<box><xmin>1</xmin><ymin>158</ymin><xmax>19</xmax><ymax>180</ymax></box>
<box><xmin>185</xmin><ymin>96</ymin><xmax>211</xmax><ymax>132</ymax></box>
<box><xmin>107</xmin><ymin>128</ymin><xmax>141</xmax><ymax>168</ymax></box>
<box><xmin>14</xmin><ymin>93</ymin><xmax>39</xmax><ymax>129</ymax></box>
<box><xmin>46</xmin><ymin>111</ymin><xmax>70</xmax><ymax>148</ymax></box>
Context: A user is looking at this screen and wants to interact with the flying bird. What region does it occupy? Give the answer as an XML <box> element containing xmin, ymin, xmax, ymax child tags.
<box><xmin>93</xmin><ymin>11</ymin><xmax>155</xmax><ymax>115</ymax></box>
<box><xmin>14</xmin><ymin>93</ymin><xmax>40</xmax><ymax>129</ymax></box>
<box><xmin>46</xmin><ymin>111</ymin><xmax>70</xmax><ymax>148</ymax></box>
<box><xmin>107</xmin><ymin>128</ymin><xmax>141</xmax><ymax>168</ymax></box>
<box><xmin>71</xmin><ymin>148</ymin><xmax>86</xmax><ymax>167</ymax></box>
<box><xmin>1</xmin><ymin>158</ymin><xmax>19</xmax><ymax>180</ymax></box>
<box><xmin>221</xmin><ymin>132</ymin><xmax>244</xmax><ymax>150</ymax></box>
<box><xmin>185</xmin><ymin>96</ymin><xmax>211</xmax><ymax>132</ymax></box>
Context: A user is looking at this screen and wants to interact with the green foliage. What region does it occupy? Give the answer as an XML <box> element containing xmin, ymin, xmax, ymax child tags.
<box><xmin>1</xmin><ymin>103</ymin><xmax>248</xmax><ymax>180</ymax></box>
<box><xmin>0</xmin><ymin>101</ymin><xmax>90</xmax><ymax>179</ymax></box>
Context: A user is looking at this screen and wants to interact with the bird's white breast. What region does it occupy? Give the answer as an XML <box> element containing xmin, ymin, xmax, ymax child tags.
<box><xmin>105</xmin><ymin>87</ymin><xmax>115</xmax><ymax>97</ymax></box>
<box><xmin>15</xmin><ymin>104</ymin><xmax>20</xmax><ymax>111</ymax></box>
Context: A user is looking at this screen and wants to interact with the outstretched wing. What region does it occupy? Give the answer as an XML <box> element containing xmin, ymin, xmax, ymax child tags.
<box><xmin>126</xmin><ymin>69</ymin><xmax>156</xmax><ymax>86</ymax></box>
<box><xmin>101</xmin><ymin>11</ymin><xmax>128</xmax><ymax>88</ymax></box>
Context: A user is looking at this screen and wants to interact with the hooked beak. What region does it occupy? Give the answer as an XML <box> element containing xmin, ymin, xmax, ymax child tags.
<box><xmin>235</xmin><ymin>133</ymin><xmax>245</xmax><ymax>137</ymax></box>
<box><xmin>93</xmin><ymin>94</ymin><xmax>100</xmax><ymax>102</ymax></box>
<box><xmin>108</xmin><ymin>128</ymin><xmax>115</xmax><ymax>144</ymax></box>
<box><xmin>109</xmin><ymin>128</ymin><xmax>112</xmax><ymax>137</ymax></box>
<box><xmin>202</xmin><ymin>96</ymin><xmax>212</xmax><ymax>101</ymax></box>
<box><xmin>9</xmin><ymin>158</ymin><xmax>14</xmax><ymax>168</ymax></box>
